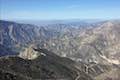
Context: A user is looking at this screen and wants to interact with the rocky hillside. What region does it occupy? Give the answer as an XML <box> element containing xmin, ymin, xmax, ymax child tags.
<box><xmin>0</xmin><ymin>20</ymin><xmax>120</xmax><ymax>80</ymax></box>
<box><xmin>0</xmin><ymin>44</ymin><xmax>17</xmax><ymax>56</ymax></box>
<box><xmin>0</xmin><ymin>48</ymin><xmax>93</xmax><ymax>80</ymax></box>
<box><xmin>0</xmin><ymin>20</ymin><xmax>95</xmax><ymax>55</ymax></box>
<box><xmin>40</xmin><ymin>20</ymin><xmax>120</xmax><ymax>65</ymax></box>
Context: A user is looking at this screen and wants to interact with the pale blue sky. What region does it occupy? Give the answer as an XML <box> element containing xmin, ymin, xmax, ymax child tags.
<box><xmin>0</xmin><ymin>0</ymin><xmax>120</xmax><ymax>20</ymax></box>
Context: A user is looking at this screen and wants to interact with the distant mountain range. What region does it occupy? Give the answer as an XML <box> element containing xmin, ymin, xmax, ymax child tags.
<box><xmin>0</xmin><ymin>20</ymin><xmax>120</xmax><ymax>80</ymax></box>
<box><xmin>15</xmin><ymin>19</ymin><xmax>103</xmax><ymax>25</ymax></box>
<box><xmin>0</xmin><ymin>20</ymin><xmax>94</xmax><ymax>54</ymax></box>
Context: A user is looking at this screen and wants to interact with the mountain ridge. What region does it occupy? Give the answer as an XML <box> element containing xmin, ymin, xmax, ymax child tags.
<box><xmin>0</xmin><ymin>20</ymin><xmax>120</xmax><ymax>80</ymax></box>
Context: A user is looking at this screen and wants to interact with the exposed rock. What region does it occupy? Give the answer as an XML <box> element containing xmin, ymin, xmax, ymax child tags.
<box><xmin>0</xmin><ymin>20</ymin><xmax>120</xmax><ymax>80</ymax></box>
<box><xmin>0</xmin><ymin>48</ymin><xmax>93</xmax><ymax>80</ymax></box>
<box><xmin>19</xmin><ymin>45</ymin><xmax>39</xmax><ymax>60</ymax></box>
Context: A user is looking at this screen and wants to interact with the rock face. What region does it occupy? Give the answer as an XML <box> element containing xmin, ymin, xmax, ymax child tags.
<box><xmin>0</xmin><ymin>48</ymin><xmax>93</xmax><ymax>80</ymax></box>
<box><xmin>0</xmin><ymin>20</ymin><xmax>38</xmax><ymax>46</ymax></box>
<box><xmin>19</xmin><ymin>45</ymin><xmax>39</xmax><ymax>60</ymax></box>
<box><xmin>0</xmin><ymin>20</ymin><xmax>56</xmax><ymax>53</ymax></box>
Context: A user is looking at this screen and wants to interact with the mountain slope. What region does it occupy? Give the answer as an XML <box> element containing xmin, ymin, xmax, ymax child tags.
<box><xmin>0</xmin><ymin>20</ymin><xmax>93</xmax><ymax>56</ymax></box>
<box><xmin>0</xmin><ymin>48</ymin><xmax>93</xmax><ymax>80</ymax></box>
<box><xmin>0</xmin><ymin>20</ymin><xmax>120</xmax><ymax>80</ymax></box>
<box><xmin>0</xmin><ymin>44</ymin><xmax>18</xmax><ymax>56</ymax></box>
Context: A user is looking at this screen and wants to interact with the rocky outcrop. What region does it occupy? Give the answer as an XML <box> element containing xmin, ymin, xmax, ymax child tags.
<box><xmin>0</xmin><ymin>48</ymin><xmax>93</xmax><ymax>80</ymax></box>
<box><xmin>19</xmin><ymin>45</ymin><xmax>39</xmax><ymax>60</ymax></box>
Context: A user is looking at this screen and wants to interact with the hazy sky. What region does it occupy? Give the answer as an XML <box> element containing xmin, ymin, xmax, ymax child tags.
<box><xmin>0</xmin><ymin>0</ymin><xmax>120</xmax><ymax>20</ymax></box>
